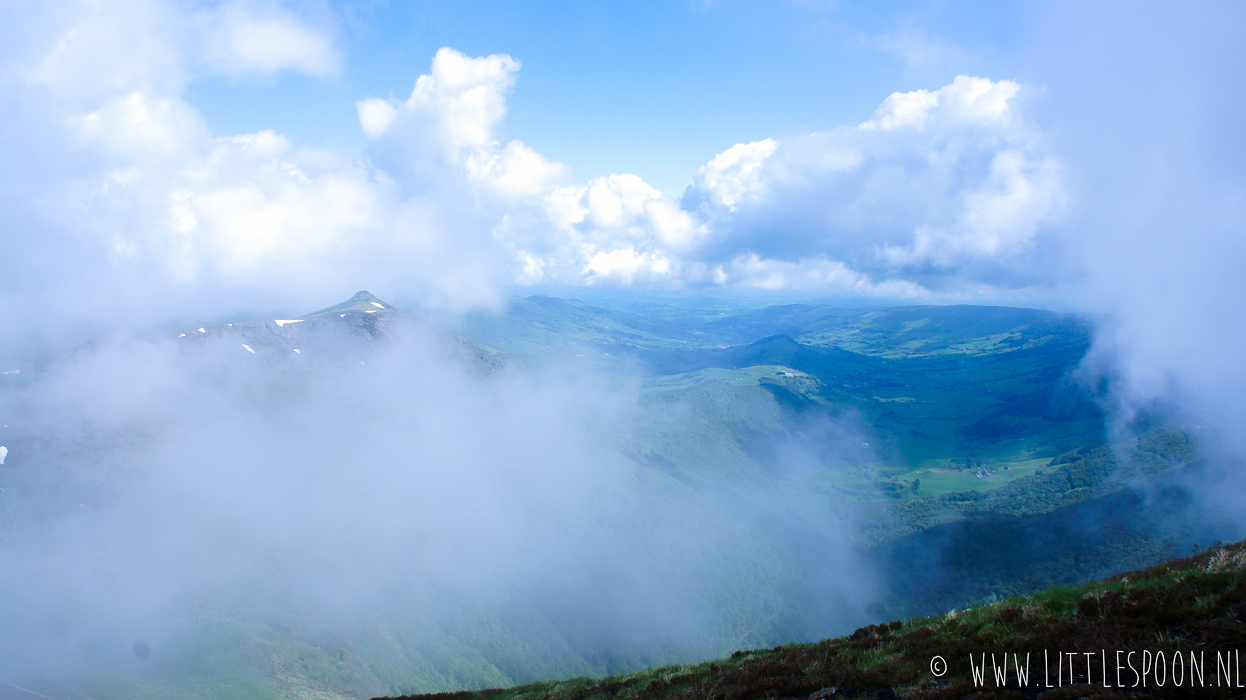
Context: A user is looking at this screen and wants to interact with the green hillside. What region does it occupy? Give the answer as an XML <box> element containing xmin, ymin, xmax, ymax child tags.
<box><xmin>459</xmin><ymin>297</ymin><xmax>1103</xmax><ymax>468</ymax></box>
<box><xmin>379</xmin><ymin>540</ymin><xmax>1246</xmax><ymax>700</ymax></box>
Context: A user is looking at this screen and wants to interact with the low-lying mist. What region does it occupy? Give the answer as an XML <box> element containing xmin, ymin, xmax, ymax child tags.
<box><xmin>0</xmin><ymin>322</ymin><xmax>875</xmax><ymax>696</ymax></box>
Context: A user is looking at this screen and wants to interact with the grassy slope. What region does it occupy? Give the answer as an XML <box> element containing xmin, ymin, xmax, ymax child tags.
<box><xmin>460</xmin><ymin>297</ymin><xmax>1105</xmax><ymax>469</ymax></box>
<box><xmin>380</xmin><ymin>541</ymin><xmax>1246</xmax><ymax>700</ymax></box>
<box><xmin>644</xmin><ymin>332</ymin><xmax>1101</xmax><ymax>468</ymax></box>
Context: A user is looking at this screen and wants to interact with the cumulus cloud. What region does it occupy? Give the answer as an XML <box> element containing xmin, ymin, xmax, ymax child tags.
<box><xmin>691</xmin><ymin>139</ymin><xmax>777</xmax><ymax>211</ymax></box>
<box><xmin>468</xmin><ymin>74</ymin><xmax>1057</xmax><ymax>295</ymax></box>
<box><xmin>358</xmin><ymin>47</ymin><xmax>517</xmax><ymax>148</ymax></box>
<box><xmin>0</xmin><ymin>24</ymin><xmax>523</xmax><ymax>341</ymax></box>
<box><xmin>861</xmin><ymin>75</ymin><xmax>1018</xmax><ymax>131</ymax></box>
<box><xmin>354</xmin><ymin>45</ymin><xmax>1062</xmax><ymax>297</ymax></box>
<box><xmin>2</xmin><ymin>0</ymin><xmax>1066</xmax><ymax>344</ymax></box>
<box><xmin>666</xmin><ymin>74</ymin><xmax>1062</xmax><ymax>294</ymax></box>
<box><xmin>74</xmin><ymin>90</ymin><xmax>208</xmax><ymax>163</ymax></box>
<box><xmin>166</xmin><ymin>130</ymin><xmax>378</xmax><ymax>274</ymax></box>
<box><xmin>535</xmin><ymin>174</ymin><xmax>699</xmax><ymax>284</ymax></box>
<box><xmin>357</xmin><ymin>45</ymin><xmax>563</xmax><ymax>198</ymax></box>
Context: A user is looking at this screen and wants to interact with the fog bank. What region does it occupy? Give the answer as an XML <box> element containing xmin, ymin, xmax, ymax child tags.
<box><xmin>0</xmin><ymin>324</ymin><xmax>874</xmax><ymax>695</ymax></box>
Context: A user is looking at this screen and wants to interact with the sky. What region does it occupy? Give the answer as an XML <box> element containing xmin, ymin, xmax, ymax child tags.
<box><xmin>186</xmin><ymin>1</ymin><xmax>1028</xmax><ymax>196</ymax></box>
<box><xmin>0</xmin><ymin>0</ymin><xmax>1066</xmax><ymax>323</ymax></box>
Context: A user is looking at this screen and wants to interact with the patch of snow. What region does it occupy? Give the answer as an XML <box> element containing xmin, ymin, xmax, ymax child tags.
<box><xmin>365</xmin><ymin>309</ymin><xmax>378</xmax><ymax>313</ymax></box>
<box><xmin>241</xmin><ymin>344</ymin><xmax>255</xmax><ymax>354</ymax></box>
<box><xmin>0</xmin><ymin>446</ymin><xmax>6</xmax><ymax>464</ymax></box>
<box><xmin>178</xmin><ymin>334</ymin><xmax>185</xmax><ymax>337</ymax></box>
<box><xmin>370</xmin><ymin>302</ymin><xmax>384</xmax><ymax>309</ymax></box>
<box><xmin>274</xmin><ymin>319</ymin><xmax>304</xmax><ymax>327</ymax></box>
<box><xmin>198</xmin><ymin>328</ymin><xmax>205</xmax><ymax>333</ymax></box>
<box><xmin>340</xmin><ymin>314</ymin><xmax>346</xmax><ymax>317</ymax></box>
<box><xmin>228</xmin><ymin>323</ymin><xmax>233</xmax><ymax>326</ymax></box>
<box><xmin>292</xmin><ymin>349</ymin><xmax>301</xmax><ymax>354</ymax></box>
<box><xmin>1</xmin><ymin>369</ymin><xmax>18</xmax><ymax>375</ymax></box>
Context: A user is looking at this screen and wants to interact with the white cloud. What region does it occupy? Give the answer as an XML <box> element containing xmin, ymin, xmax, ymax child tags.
<box><xmin>357</xmin><ymin>47</ymin><xmax>566</xmax><ymax>200</ymax></box>
<box><xmin>26</xmin><ymin>0</ymin><xmax>341</xmax><ymax>106</ymax></box>
<box><xmin>877</xmin><ymin>148</ymin><xmax>1063</xmax><ymax>267</ymax></box>
<box><xmin>26</xmin><ymin>0</ymin><xmax>189</xmax><ymax>102</ymax></box>
<box><xmin>167</xmin><ymin>131</ymin><xmax>378</xmax><ymax>274</ymax></box>
<box><xmin>196</xmin><ymin>3</ymin><xmax>342</xmax><ymax>79</ymax></box>
<box><xmin>356</xmin><ymin>98</ymin><xmax>397</xmax><ymax>139</ymax></box>
<box><xmin>666</xmin><ymin>74</ymin><xmax>1057</xmax><ymax>292</ymax></box>
<box><xmin>511</xmin><ymin>174</ymin><xmax>703</xmax><ymax>285</ymax></box>
<box><xmin>691</xmin><ymin>139</ymin><xmax>777</xmax><ymax>210</ymax></box>
<box><xmin>0</xmin><ymin>21</ymin><xmax>525</xmax><ymax>331</ymax></box>
<box><xmin>861</xmin><ymin>75</ymin><xmax>1019</xmax><ymax>131</ymax></box>
<box><xmin>357</xmin><ymin>47</ymin><xmax>521</xmax><ymax>157</ymax></box>
<box><xmin>437</xmin><ymin>73</ymin><xmax>1057</xmax><ymax>296</ymax></box>
<box><xmin>75</xmin><ymin>91</ymin><xmax>208</xmax><ymax>161</ymax></box>
<box><xmin>466</xmin><ymin>139</ymin><xmax>567</xmax><ymax>199</ymax></box>
<box><xmin>702</xmin><ymin>254</ymin><xmax>925</xmax><ymax>298</ymax></box>
<box><xmin>584</xmin><ymin>247</ymin><xmax>674</xmax><ymax>284</ymax></box>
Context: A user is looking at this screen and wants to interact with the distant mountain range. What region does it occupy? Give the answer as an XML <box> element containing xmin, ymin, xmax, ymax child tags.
<box><xmin>171</xmin><ymin>290</ymin><xmax>501</xmax><ymax>374</ymax></box>
<box><xmin>455</xmin><ymin>296</ymin><xmax>1088</xmax><ymax>359</ymax></box>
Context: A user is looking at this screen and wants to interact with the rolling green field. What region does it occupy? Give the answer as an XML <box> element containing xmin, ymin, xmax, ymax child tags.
<box><xmin>880</xmin><ymin>457</ymin><xmax>1051</xmax><ymax>499</ymax></box>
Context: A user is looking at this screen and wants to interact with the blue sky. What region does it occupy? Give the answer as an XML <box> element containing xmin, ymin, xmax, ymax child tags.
<box><xmin>186</xmin><ymin>1</ymin><xmax>1027</xmax><ymax>195</ymax></box>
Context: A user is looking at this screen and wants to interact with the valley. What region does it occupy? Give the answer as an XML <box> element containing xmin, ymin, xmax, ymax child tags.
<box><xmin>0</xmin><ymin>293</ymin><xmax>1231</xmax><ymax>700</ymax></box>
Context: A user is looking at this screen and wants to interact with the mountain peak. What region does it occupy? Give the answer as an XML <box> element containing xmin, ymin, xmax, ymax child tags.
<box><xmin>302</xmin><ymin>290</ymin><xmax>396</xmax><ymax>318</ymax></box>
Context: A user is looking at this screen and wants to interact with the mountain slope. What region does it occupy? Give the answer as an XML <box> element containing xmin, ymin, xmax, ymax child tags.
<box><xmin>172</xmin><ymin>290</ymin><xmax>501</xmax><ymax>374</ymax></box>
<box><xmin>379</xmin><ymin>540</ymin><xmax>1246</xmax><ymax>699</ymax></box>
